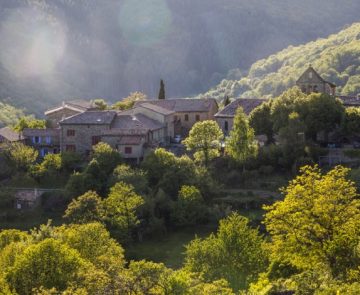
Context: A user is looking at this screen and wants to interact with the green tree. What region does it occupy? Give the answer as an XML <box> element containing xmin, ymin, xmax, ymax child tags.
<box><xmin>158</xmin><ymin>79</ymin><xmax>165</xmax><ymax>100</ymax></box>
<box><xmin>112</xmin><ymin>92</ymin><xmax>147</xmax><ymax>110</ymax></box>
<box><xmin>60</xmin><ymin>152</ymin><xmax>82</xmax><ymax>173</ymax></box>
<box><xmin>249</xmin><ymin>100</ymin><xmax>274</xmax><ymax>143</ymax></box>
<box><xmin>270</xmin><ymin>87</ymin><xmax>306</xmax><ymax>133</ymax></box>
<box><xmin>6</xmin><ymin>239</ymin><xmax>88</xmax><ymax>294</ymax></box>
<box><xmin>93</xmin><ymin>99</ymin><xmax>108</xmax><ymax>110</ymax></box>
<box><xmin>226</xmin><ymin>107</ymin><xmax>258</xmax><ymax>168</ymax></box>
<box><xmin>63</xmin><ymin>191</ymin><xmax>104</xmax><ymax>224</ymax></box>
<box><xmin>264</xmin><ymin>165</ymin><xmax>360</xmax><ymax>280</ymax></box>
<box><xmin>184</xmin><ymin>213</ymin><xmax>267</xmax><ymax>291</ymax></box>
<box><xmin>278</xmin><ymin>112</ymin><xmax>307</xmax><ymax>169</ymax></box>
<box><xmin>56</xmin><ymin>223</ymin><xmax>125</xmax><ymax>275</ymax></box>
<box><xmin>13</xmin><ymin>116</ymin><xmax>46</xmax><ymax>132</ymax></box>
<box><xmin>223</xmin><ymin>95</ymin><xmax>231</xmax><ymax>106</ymax></box>
<box><xmin>343</xmin><ymin>107</ymin><xmax>360</xmax><ymax>135</ymax></box>
<box><xmin>183</xmin><ymin>120</ymin><xmax>223</xmax><ymax>166</ymax></box>
<box><xmin>91</xmin><ymin>142</ymin><xmax>122</xmax><ymax>175</ymax></box>
<box><xmin>110</xmin><ymin>164</ymin><xmax>148</xmax><ymax>194</ymax></box>
<box><xmin>171</xmin><ymin>185</ymin><xmax>207</xmax><ymax>227</ymax></box>
<box><xmin>31</xmin><ymin>154</ymin><xmax>62</xmax><ymax>181</ymax></box>
<box><xmin>5</xmin><ymin>142</ymin><xmax>38</xmax><ymax>172</ymax></box>
<box><xmin>296</xmin><ymin>93</ymin><xmax>345</xmax><ymax>140</ymax></box>
<box><xmin>103</xmin><ymin>182</ymin><xmax>144</xmax><ymax>238</ymax></box>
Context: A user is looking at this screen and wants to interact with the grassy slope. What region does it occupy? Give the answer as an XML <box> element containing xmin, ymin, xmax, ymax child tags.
<box><xmin>199</xmin><ymin>23</ymin><xmax>360</xmax><ymax>101</ymax></box>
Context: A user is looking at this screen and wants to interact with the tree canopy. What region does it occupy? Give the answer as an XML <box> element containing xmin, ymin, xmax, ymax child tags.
<box><xmin>183</xmin><ymin>120</ymin><xmax>223</xmax><ymax>166</ymax></box>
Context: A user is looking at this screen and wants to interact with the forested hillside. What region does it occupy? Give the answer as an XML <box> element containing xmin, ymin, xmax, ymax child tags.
<box><xmin>200</xmin><ymin>23</ymin><xmax>360</xmax><ymax>100</ymax></box>
<box><xmin>1</xmin><ymin>0</ymin><xmax>360</xmax><ymax>114</ymax></box>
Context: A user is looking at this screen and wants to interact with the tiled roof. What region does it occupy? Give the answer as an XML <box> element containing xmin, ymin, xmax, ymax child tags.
<box><xmin>45</xmin><ymin>99</ymin><xmax>96</xmax><ymax>115</ymax></box>
<box><xmin>0</xmin><ymin>127</ymin><xmax>23</xmax><ymax>141</ymax></box>
<box><xmin>118</xmin><ymin>136</ymin><xmax>143</xmax><ymax>145</ymax></box>
<box><xmin>137</xmin><ymin>103</ymin><xmax>175</xmax><ymax>115</ymax></box>
<box><xmin>111</xmin><ymin>114</ymin><xmax>165</xmax><ymax>131</ymax></box>
<box><xmin>59</xmin><ymin>111</ymin><xmax>117</xmax><ymax>125</ymax></box>
<box><xmin>338</xmin><ymin>95</ymin><xmax>360</xmax><ymax>106</ymax></box>
<box><xmin>215</xmin><ymin>98</ymin><xmax>266</xmax><ymax>117</ymax></box>
<box><xmin>135</xmin><ymin>98</ymin><xmax>217</xmax><ymax>113</ymax></box>
<box><xmin>22</xmin><ymin>128</ymin><xmax>60</xmax><ymax>137</ymax></box>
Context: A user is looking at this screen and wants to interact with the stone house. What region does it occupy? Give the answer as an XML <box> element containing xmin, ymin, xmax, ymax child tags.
<box><xmin>59</xmin><ymin>109</ymin><xmax>168</xmax><ymax>163</ymax></box>
<box><xmin>22</xmin><ymin>128</ymin><xmax>60</xmax><ymax>157</ymax></box>
<box><xmin>59</xmin><ymin>111</ymin><xmax>117</xmax><ymax>155</ymax></box>
<box><xmin>135</xmin><ymin>98</ymin><xmax>219</xmax><ymax>138</ymax></box>
<box><xmin>215</xmin><ymin>98</ymin><xmax>265</xmax><ymax>136</ymax></box>
<box><xmin>45</xmin><ymin>99</ymin><xmax>98</xmax><ymax>127</ymax></box>
<box><xmin>296</xmin><ymin>66</ymin><xmax>336</xmax><ymax>96</ymax></box>
<box><xmin>0</xmin><ymin>127</ymin><xmax>23</xmax><ymax>145</ymax></box>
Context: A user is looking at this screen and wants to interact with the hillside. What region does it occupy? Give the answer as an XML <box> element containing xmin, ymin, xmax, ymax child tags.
<box><xmin>0</xmin><ymin>102</ymin><xmax>25</xmax><ymax>127</ymax></box>
<box><xmin>199</xmin><ymin>23</ymin><xmax>360</xmax><ymax>100</ymax></box>
<box><xmin>1</xmin><ymin>0</ymin><xmax>360</xmax><ymax>114</ymax></box>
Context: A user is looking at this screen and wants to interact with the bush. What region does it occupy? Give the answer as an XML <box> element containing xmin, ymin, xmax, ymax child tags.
<box><xmin>344</xmin><ymin>149</ymin><xmax>360</xmax><ymax>159</ymax></box>
<box><xmin>258</xmin><ymin>165</ymin><xmax>274</xmax><ymax>175</ymax></box>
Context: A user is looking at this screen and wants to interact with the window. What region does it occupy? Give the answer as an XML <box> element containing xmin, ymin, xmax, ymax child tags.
<box><xmin>33</xmin><ymin>136</ymin><xmax>41</xmax><ymax>144</ymax></box>
<box><xmin>174</xmin><ymin>115</ymin><xmax>178</xmax><ymax>121</ymax></box>
<box><xmin>125</xmin><ymin>147</ymin><xmax>132</xmax><ymax>154</ymax></box>
<box><xmin>196</xmin><ymin>114</ymin><xmax>200</xmax><ymax>121</ymax></box>
<box><xmin>309</xmin><ymin>72</ymin><xmax>313</xmax><ymax>79</ymax></box>
<box><xmin>224</xmin><ymin>121</ymin><xmax>229</xmax><ymax>131</ymax></box>
<box><xmin>92</xmin><ymin>136</ymin><xmax>101</xmax><ymax>146</ymax></box>
<box><xmin>313</xmin><ymin>85</ymin><xmax>318</xmax><ymax>92</ymax></box>
<box><xmin>185</xmin><ymin>114</ymin><xmax>189</xmax><ymax>121</ymax></box>
<box><xmin>45</xmin><ymin>136</ymin><xmax>51</xmax><ymax>144</ymax></box>
<box><xmin>67</xmin><ymin>129</ymin><xmax>75</xmax><ymax>137</ymax></box>
<box><xmin>66</xmin><ymin>145</ymin><xmax>76</xmax><ymax>152</ymax></box>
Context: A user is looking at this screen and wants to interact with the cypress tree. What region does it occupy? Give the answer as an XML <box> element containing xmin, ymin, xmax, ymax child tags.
<box><xmin>158</xmin><ymin>79</ymin><xmax>165</xmax><ymax>100</ymax></box>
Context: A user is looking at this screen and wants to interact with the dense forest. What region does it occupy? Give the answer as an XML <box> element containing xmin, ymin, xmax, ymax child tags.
<box><xmin>1</xmin><ymin>0</ymin><xmax>360</xmax><ymax>115</ymax></box>
<box><xmin>200</xmin><ymin>22</ymin><xmax>360</xmax><ymax>100</ymax></box>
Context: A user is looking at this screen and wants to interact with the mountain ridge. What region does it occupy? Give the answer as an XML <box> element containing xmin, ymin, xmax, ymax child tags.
<box><xmin>199</xmin><ymin>22</ymin><xmax>360</xmax><ymax>101</ymax></box>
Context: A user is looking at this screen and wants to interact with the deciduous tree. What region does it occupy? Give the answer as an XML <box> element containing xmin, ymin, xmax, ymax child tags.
<box><xmin>226</xmin><ymin>107</ymin><xmax>258</xmax><ymax>168</ymax></box>
<box><xmin>183</xmin><ymin>120</ymin><xmax>223</xmax><ymax>167</ymax></box>
<box><xmin>184</xmin><ymin>213</ymin><xmax>267</xmax><ymax>291</ymax></box>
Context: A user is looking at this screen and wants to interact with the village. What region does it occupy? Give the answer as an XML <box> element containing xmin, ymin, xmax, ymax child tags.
<box><xmin>1</xmin><ymin>66</ymin><xmax>360</xmax><ymax>166</ymax></box>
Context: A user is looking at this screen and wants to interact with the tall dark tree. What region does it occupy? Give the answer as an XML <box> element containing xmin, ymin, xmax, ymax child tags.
<box><xmin>158</xmin><ymin>79</ymin><xmax>165</xmax><ymax>100</ymax></box>
<box><xmin>223</xmin><ymin>96</ymin><xmax>231</xmax><ymax>106</ymax></box>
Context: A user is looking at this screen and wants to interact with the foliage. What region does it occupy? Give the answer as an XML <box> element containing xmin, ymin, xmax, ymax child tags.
<box><xmin>103</xmin><ymin>182</ymin><xmax>144</xmax><ymax>238</ymax></box>
<box><xmin>200</xmin><ymin>23</ymin><xmax>360</xmax><ymax>100</ymax></box>
<box><xmin>60</xmin><ymin>152</ymin><xmax>82</xmax><ymax>173</ymax></box>
<box><xmin>184</xmin><ymin>213</ymin><xmax>267</xmax><ymax>291</ymax></box>
<box><xmin>6</xmin><ymin>238</ymin><xmax>89</xmax><ymax>294</ymax></box>
<box><xmin>171</xmin><ymin>185</ymin><xmax>208</xmax><ymax>227</ymax></box>
<box><xmin>30</xmin><ymin>154</ymin><xmax>62</xmax><ymax>181</ymax></box>
<box><xmin>296</xmin><ymin>93</ymin><xmax>345</xmax><ymax>140</ymax></box>
<box><xmin>112</xmin><ymin>92</ymin><xmax>147</xmax><ymax>110</ymax></box>
<box><xmin>93</xmin><ymin>99</ymin><xmax>108</xmax><ymax>110</ymax></box>
<box><xmin>158</xmin><ymin>79</ymin><xmax>165</xmax><ymax>100</ymax></box>
<box><xmin>110</xmin><ymin>164</ymin><xmax>148</xmax><ymax>194</ymax></box>
<box><xmin>183</xmin><ymin>120</ymin><xmax>223</xmax><ymax>166</ymax></box>
<box><xmin>13</xmin><ymin>116</ymin><xmax>46</xmax><ymax>132</ymax></box>
<box><xmin>141</xmin><ymin>148</ymin><xmax>198</xmax><ymax>196</ymax></box>
<box><xmin>63</xmin><ymin>191</ymin><xmax>104</xmax><ymax>224</ymax></box>
<box><xmin>91</xmin><ymin>142</ymin><xmax>122</xmax><ymax>175</ymax></box>
<box><xmin>0</xmin><ymin>102</ymin><xmax>25</xmax><ymax>128</ymax></box>
<box><xmin>226</xmin><ymin>107</ymin><xmax>258</xmax><ymax>166</ymax></box>
<box><xmin>264</xmin><ymin>165</ymin><xmax>360</xmax><ymax>285</ymax></box>
<box><xmin>4</xmin><ymin>142</ymin><xmax>38</xmax><ymax>172</ymax></box>
<box><xmin>343</xmin><ymin>107</ymin><xmax>360</xmax><ymax>135</ymax></box>
<box><xmin>249</xmin><ymin>100</ymin><xmax>274</xmax><ymax>143</ymax></box>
